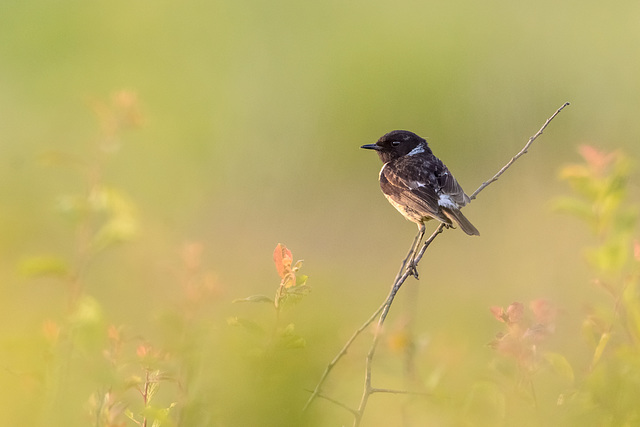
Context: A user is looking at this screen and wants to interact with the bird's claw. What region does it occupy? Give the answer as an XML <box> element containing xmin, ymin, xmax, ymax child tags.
<box><xmin>408</xmin><ymin>260</ymin><xmax>419</xmax><ymax>279</ymax></box>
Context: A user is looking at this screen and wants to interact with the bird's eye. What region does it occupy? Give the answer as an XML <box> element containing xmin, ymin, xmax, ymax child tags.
<box><xmin>391</xmin><ymin>141</ymin><xmax>400</xmax><ymax>147</ymax></box>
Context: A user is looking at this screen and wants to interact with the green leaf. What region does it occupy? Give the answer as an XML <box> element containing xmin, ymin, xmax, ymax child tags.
<box><xmin>613</xmin><ymin>208</ymin><xmax>639</xmax><ymax>234</ymax></box>
<box><xmin>226</xmin><ymin>317</ymin><xmax>265</xmax><ymax>337</ymax></box>
<box><xmin>285</xmin><ymin>283</ymin><xmax>311</xmax><ymax>297</ymax></box>
<box><xmin>70</xmin><ymin>295</ymin><xmax>102</xmax><ymax>322</ymax></box>
<box><xmin>277</xmin><ymin>285</ymin><xmax>311</xmax><ymax>308</ymax></box>
<box><xmin>285</xmin><ymin>336</ymin><xmax>306</xmax><ymax>349</ymax></box>
<box><xmin>92</xmin><ymin>216</ymin><xmax>137</xmax><ymax>249</ymax></box>
<box><xmin>142</xmin><ymin>403</ymin><xmax>174</xmax><ymax>427</ymax></box>
<box><xmin>590</xmin><ymin>332</ymin><xmax>610</xmax><ymax>369</ymax></box>
<box><xmin>543</xmin><ymin>352</ymin><xmax>575</xmax><ymax>383</ymax></box>
<box><xmin>586</xmin><ymin>240</ymin><xmax>629</xmax><ymax>272</ymax></box>
<box><xmin>281</xmin><ymin>323</ymin><xmax>296</xmax><ymax>336</ymax></box>
<box><xmin>551</xmin><ymin>197</ymin><xmax>596</xmax><ymax>224</ymax></box>
<box><xmin>232</xmin><ymin>295</ymin><xmax>274</xmax><ymax>304</ymax></box>
<box><xmin>146</xmin><ymin>371</ymin><xmax>161</xmax><ymax>404</ymax></box>
<box><xmin>150</xmin><ymin>402</ymin><xmax>177</xmax><ymax>427</ymax></box>
<box><xmin>278</xmin><ymin>323</ymin><xmax>306</xmax><ymax>349</ymax></box>
<box><xmin>19</xmin><ymin>256</ymin><xmax>70</xmax><ymax>278</ymax></box>
<box><xmin>295</xmin><ymin>274</ymin><xmax>309</xmax><ymax>287</ymax></box>
<box><xmin>558</xmin><ymin>164</ymin><xmax>590</xmax><ymax>181</ymax></box>
<box><xmin>89</xmin><ymin>186</ymin><xmax>138</xmax><ymax>251</ymax></box>
<box><xmin>68</xmin><ymin>295</ymin><xmax>105</xmax><ymax>350</ymax></box>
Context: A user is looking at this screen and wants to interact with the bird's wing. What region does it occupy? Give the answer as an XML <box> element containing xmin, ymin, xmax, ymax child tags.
<box><xmin>436</xmin><ymin>163</ymin><xmax>471</xmax><ymax>206</ymax></box>
<box><xmin>379</xmin><ymin>157</ymin><xmax>447</xmax><ymax>222</ymax></box>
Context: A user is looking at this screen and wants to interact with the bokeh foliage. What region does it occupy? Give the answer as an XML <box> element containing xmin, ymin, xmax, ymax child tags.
<box><xmin>1</xmin><ymin>0</ymin><xmax>640</xmax><ymax>425</ymax></box>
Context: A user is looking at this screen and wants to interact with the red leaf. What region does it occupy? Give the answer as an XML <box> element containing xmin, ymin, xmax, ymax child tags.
<box><xmin>273</xmin><ymin>243</ymin><xmax>293</xmax><ymax>280</ymax></box>
<box><xmin>530</xmin><ymin>299</ymin><xmax>556</xmax><ymax>325</ymax></box>
<box><xmin>490</xmin><ymin>306</ymin><xmax>505</xmax><ymax>322</ymax></box>
<box><xmin>506</xmin><ymin>302</ymin><xmax>524</xmax><ymax>324</ymax></box>
<box><xmin>579</xmin><ymin>145</ymin><xmax>615</xmax><ymax>175</ymax></box>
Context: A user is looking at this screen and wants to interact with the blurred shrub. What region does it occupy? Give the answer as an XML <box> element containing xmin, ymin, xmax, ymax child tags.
<box><xmin>554</xmin><ymin>146</ymin><xmax>640</xmax><ymax>425</ymax></box>
<box><xmin>478</xmin><ymin>146</ymin><xmax>640</xmax><ymax>426</ymax></box>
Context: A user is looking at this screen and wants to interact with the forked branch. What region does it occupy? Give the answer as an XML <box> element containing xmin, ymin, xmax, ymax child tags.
<box><xmin>304</xmin><ymin>102</ymin><xmax>570</xmax><ymax>426</ymax></box>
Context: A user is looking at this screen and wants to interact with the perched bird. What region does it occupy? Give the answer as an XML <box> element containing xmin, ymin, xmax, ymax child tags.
<box><xmin>362</xmin><ymin>130</ymin><xmax>479</xmax><ymax>237</ymax></box>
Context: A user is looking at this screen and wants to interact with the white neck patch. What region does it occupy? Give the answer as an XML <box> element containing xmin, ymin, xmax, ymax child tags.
<box><xmin>407</xmin><ymin>145</ymin><xmax>425</xmax><ymax>156</ymax></box>
<box><xmin>379</xmin><ymin>162</ymin><xmax>388</xmax><ymax>179</ymax></box>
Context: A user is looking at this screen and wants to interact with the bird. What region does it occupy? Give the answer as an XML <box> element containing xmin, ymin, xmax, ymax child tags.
<box><xmin>361</xmin><ymin>130</ymin><xmax>480</xmax><ymax>240</ymax></box>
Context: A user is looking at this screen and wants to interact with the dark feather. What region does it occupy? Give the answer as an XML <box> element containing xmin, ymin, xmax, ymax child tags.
<box><xmin>442</xmin><ymin>207</ymin><xmax>480</xmax><ymax>236</ymax></box>
<box><xmin>380</xmin><ymin>157</ymin><xmax>449</xmax><ymax>224</ymax></box>
<box><xmin>363</xmin><ymin>130</ymin><xmax>480</xmax><ymax>236</ymax></box>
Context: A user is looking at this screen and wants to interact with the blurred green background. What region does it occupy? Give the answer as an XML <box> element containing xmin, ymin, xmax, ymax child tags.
<box><xmin>1</xmin><ymin>0</ymin><xmax>639</xmax><ymax>426</ymax></box>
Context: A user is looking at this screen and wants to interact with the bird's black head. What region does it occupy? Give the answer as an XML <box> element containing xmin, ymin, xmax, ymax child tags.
<box><xmin>361</xmin><ymin>130</ymin><xmax>431</xmax><ymax>163</ymax></box>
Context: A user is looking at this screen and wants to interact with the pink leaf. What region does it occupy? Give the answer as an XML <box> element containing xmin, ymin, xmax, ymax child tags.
<box><xmin>273</xmin><ymin>243</ymin><xmax>292</xmax><ymax>280</ymax></box>
<box><xmin>490</xmin><ymin>306</ymin><xmax>505</xmax><ymax>322</ymax></box>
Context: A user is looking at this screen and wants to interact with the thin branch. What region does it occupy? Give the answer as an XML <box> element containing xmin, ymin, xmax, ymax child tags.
<box><xmin>370</xmin><ymin>388</ymin><xmax>432</xmax><ymax>396</ymax></box>
<box><xmin>302</xmin><ymin>299</ymin><xmax>386</xmax><ymax>412</ymax></box>
<box><xmin>470</xmin><ymin>102</ymin><xmax>570</xmax><ymax>200</ymax></box>
<box><xmin>303</xmin><ymin>229</ymin><xmax>429</xmax><ymax>412</ymax></box>
<box><xmin>353</xmin><ymin>226</ymin><xmax>442</xmax><ymax>426</ymax></box>
<box><xmin>304</xmin><ymin>102</ymin><xmax>570</xmax><ymax>424</ymax></box>
<box><xmin>405</xmin><ymin>225</ymin><xmax>445</xmax><ymax>283</ymax></box>
<box><xmin>304</xmin><ymin>389</ymin><xmax>359</xmax><ymax>416</ymax></box>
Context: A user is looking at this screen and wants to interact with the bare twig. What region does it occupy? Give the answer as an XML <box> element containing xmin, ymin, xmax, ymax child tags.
<box><xmin>305</xmin><ymin>389</ymin><xmax>359</xmax><ymax>416</ymax></box>
<box><xmin>353</xmin><ymin>226</ymin><xmax>442</xmax><ymax>426</ymax></box>
<box><xmin>370</xmin><ymin>388</ymin><xmax>432</xmax><ymax>396</ymax></box>
<box><xmin>305</xmin><ymin>103</ymin><xmax>570</xmax><ymax>425</ymax></box>
<box><xmin>302</xmin><ymin>300</ymin><xmax>386</xmax><ymax>412</ymax></box>
<box><xmin>303</xmin><ymin>231</ymin><xmax>427</xmax><ymax>412</ymax></box>
<box><xmin>470</xmin><ymin>102</ymin><xmax>570</xmax><ymax>200</ymax></box>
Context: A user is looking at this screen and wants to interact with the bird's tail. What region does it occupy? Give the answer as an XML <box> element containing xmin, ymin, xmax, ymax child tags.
<box><xmin>442</xmin><ymin>208</ymin><xmax>480</xmax><ymax>236</ymax></box>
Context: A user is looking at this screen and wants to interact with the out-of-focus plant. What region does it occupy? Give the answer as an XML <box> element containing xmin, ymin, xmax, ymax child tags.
<box><xmin>481</xmin><ymin>146</ymin><xmax>639</xmax><ymax>426</ymax></box>
<box><xmin>556</xmin><ymin>146</ymin><xmax>636</xmax><ymax>274</ymax></box>
<box><xmin>555</xmin><ymin>146</ymin><xmax>640</xmax><ymax>424</ymax></box>
<box><xmin>230</xmin><ymin>243</ymin><xmax>310</xmax><ymax>353</ymax></box>
<box><xmin>157</xmin><ymin>242</ymin><xmax>225</xmax><ymax>426</ymax></box>
<box><xmin>124</xmin><ymin>344</ymin><xmax>177</xmax><ymax>427</ymax></box>
<box><xmin>18</xmin><ymin>123</ymin><xmax>311</xmax><ymax>427</ymax></box>
<box><xmin>88</xmin><ymin>241</ymin><xmax>223</xmax><ymax>427</ymax></box>
<box><xmin>21</xmin><ymin>91</ymin><xmax>141</xmax><ymax>308</ymax></box>
<box><xmin>89</xmin><ymin>338</ymin><xmax>177</xmax><ymax>427</ymax></box>
<box><xmin>490</xmin><ymin>300</ymin><xmax>563</xmax><ymax>376</ymax></box>
<box><xmin>18</xmin><ymin>91</ymin><xmax>142</xmax><ymax>426</ymax></box>
<box><xmin>486</xmin><ymin>300</ymin><xmax>571</xmax><ymax>414</ymax></box>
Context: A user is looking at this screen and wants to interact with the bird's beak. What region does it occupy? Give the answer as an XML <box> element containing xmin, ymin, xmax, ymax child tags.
<box><xmin>361</xmin><ymin>143</ymin><xmax>380</xmax><ymax>150</ymax></box>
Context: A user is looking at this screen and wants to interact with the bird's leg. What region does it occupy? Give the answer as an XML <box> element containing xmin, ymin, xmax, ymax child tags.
<box><xmin>406</xmin><ymin>222</ymin><xmax>425</xmax><ymax>278</ymax></box>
